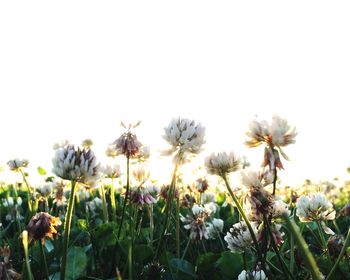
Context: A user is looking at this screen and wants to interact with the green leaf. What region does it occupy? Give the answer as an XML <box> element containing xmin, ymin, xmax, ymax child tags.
<box><xmin>45</xmin><ymin>240</ymin><xmax>54</xmax><ymax>253</ymax></box>
<box><xmin>169</xmin><ymin>258</ymin><xmax>197</xmax><ymax>278</ymax></box>
<box><xmin>134</xmin><ymin>245</ymin><xmax>153</xmax><ymax>264</ymax></box>
<box><xmin>77</xmin><ymin>219</ymin><xmax>88</xmax><ymax>231</ymax></box>
<box><xmin>65</xmin><ymin>246</ymin><xmax>87</xmax><ymax>280</ymax></box>
<box><xmin>94</xmin><ymin>223</ymin><xmax>118</xmax><ymax>247</ymax></box>
<box><xmin>196</xmin><ymin>252</ymin><xmax>221</xmax><ymax>277</ymax></box>
<box><xmin>37</xmin><ymin>166</ymin><xmax>47</xmax><ymax>176</ymax></box>
<box><xmin>215</xmin><ymin>251</ymin><xmax>243</xmax><ymax>278</ymax></box>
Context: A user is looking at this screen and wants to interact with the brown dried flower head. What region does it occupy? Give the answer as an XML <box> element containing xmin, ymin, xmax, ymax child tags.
<box><xmin>327</xmin><ymin>235</ymin><xmax>345</xmax><ymax>260</ymax></box>
<box><xmin>112</xmin><ymin>121</ymin><xmax>143</xmax><ymax>158</ymax></box>
<box><xmin>26</xmin><ymin>212</ymin><xmax>62</xmax><ymax>242</ymax></box>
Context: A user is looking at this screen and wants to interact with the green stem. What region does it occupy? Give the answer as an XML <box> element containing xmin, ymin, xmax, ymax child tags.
<box><xmin>149</xmin><ymin>204</ymin><xmax>154</xmax><ymax>243</ymax></box>
<box><xmin>117</xmin><ymin>156</ymin><xmax>130</xmax><ymax>238</ymax></box>
<box><xmin>284</xmin><ymin>214</ymin><xmax>322</xmax><ymax>280</ymax></box>
<box><xmin>264</xmin><ymin>215</ymin><xmax>294</xmax><ymax>280</ymax></box>
<box><xmin>128</xmin><ymin>236</ymin><xmax>133</xmax><ymax>280</ymax></box>
<box><xmin>272</xmin><ymin>166</ymin><xmax>277</xmax><ymax>196</ymax></box>
<box><xmin>22</xmin><ymin>231</ymin><xmax>34</xmax><ymax>280</ymax></box>
<box><xmin>176</xmin><ymin>196</ymin><xmax>180</xmax><ymax>258</ymax></box>
<box><xmin>181</xmin><ymin>238</ymin><xmax>191</xmax><ymax>260</ymax></box>
<box><xmin>40</xmin><ymin>240</ymin><xmax>49</xmax><ymax>279</ymax></box>
<box><xmin>326</xmin><ymin>228</ymin><xmax>350</xmax><ymax>280</ymax></box>
<box><xmin>110</xmin><ymin>177</ymin><xmax>117</xmax><ymax>222</ymax></box>
<box><xmin>60</xmin><ymin>181</ymin><xmax>77</xmax><ymax>280</ymax></box>
<box><xmin>20</xmin><ymin>169</ymin><xmax>33</xmax><ymax>214</ymax></box>
<box><xmin>317</xmin><ymin>221</ymin><xmax>332</xmax><ymax>265</ymax></box>
<box><xmin>100</xmin><ymin>184</ymin><xmax>109</xmax><ymax>222</ymax></box>
<box><xmin>289</xmin><ymin>227</ymin><xmax>295</xmax><ymax>274</ymax></box>
<box><xmin>154</xmin><ymin>163</ymin><xmax>178</xmax><ymax>260</ymax></box>
<box><xmin>222</xmin><ymin>175</ymin><xmax>263</xmax><ymax>264</ymax></box>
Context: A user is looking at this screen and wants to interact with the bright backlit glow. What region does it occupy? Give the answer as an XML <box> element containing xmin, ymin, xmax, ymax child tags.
<box><xmin>1</xmin><ymin>1</ymin><xmax>350</xmax><ymax>186</ymax></box>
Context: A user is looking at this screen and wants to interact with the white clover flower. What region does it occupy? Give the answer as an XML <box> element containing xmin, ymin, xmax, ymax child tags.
<box><xmin>132</xmin><ymin>164</ymin><xmax>150</xmax><ymax>184</ymax></box>
<box><xmin>206</xmin><ymin>218</ymin><xmax>224</xmax><ymax>239</ymax></box>
<box><xmin>101</xmin><ymin>161</ymin><xmax>122</xmax><ymax>179</ymax></box>
<box><xmin>205</xmin><ymin>152</ymin><xmax>240</xmax><ymax>177</ymax></box>
<box><xmin>237</xmin><ymin>268</ymin><xmax>267</xmax><ymax>280</ymax></box>
<box><xmin>200</xmin><ymin>192</ymin><xmax>216</xmax><ymax>204</ymax></box>
<box><xmin>52</xmin><ymin>145</ymin><xmax>100</xmax><ymax>184</ymax></box>
<box><xmin>272</xmin><ymin>200</ymin><xmax>290</xmax><ymax>218</ymax></box>
<box><xmin>224</xmin><ymin>221</ymin><xmax>258</xmax><ymax>253</ymax></box>
<box><xmin>53</xmin><ymin>140</ymin><xmax>71</xmax><ymax>150</ymax></box>
<box><xmin>36</xmin><ymin>183</ymin><xmax>53</xmax><ymax>197</ymax></box>
<box><xmin>86</xmin><ymin>197</ymin><xmax>103</xmax><ymax>213</ymax></box>
<box><xmin>181</xmin><ymin>203</ymin><xmax>212</xmax><ymax>241</ymax></box>
<box><xmin>2</xmin><ymin>197</ymin><xmax>14</xmax><ymax>207</ymax></box>
<box><xmin>78</xmin><ymin>189</ymin><xmax>90</xmax><ymax>201</ymax></box>
<box><xmin>296</xmin><ymin>193</ymin><xmax>336</xmax><ymax>234</ymax></box>
<box><xmin>241</xmin><ymin>169</ymin><xmax>263</xmax><ymax>189</ymax></box>
<box><xmin>163</xmin><ymin>118</ymin><xmax>205</xmax><ymax>161</ymax></box>
<box><xmin>296</xmin><ymin>193</ymin><xmax>335</xmax><ymax>222</ymax></box>
<box><xmin>7</xmin><ymin>159</ymin><xmax>29</xmax><ymax>171</ymax></box>
<box><xmin>204</xmin><ymin>202</ymin><xmax>218</xmax><ymax>216</ymax></box>
<box><xmin>16</xmin><ymin>197</ymin><xmax>22</xmax><ymax>206</ymax></box>
<box><xmin>245</xmin><ymin>115</ymin><xmax>297</xmax><ymax>171</ymax></box>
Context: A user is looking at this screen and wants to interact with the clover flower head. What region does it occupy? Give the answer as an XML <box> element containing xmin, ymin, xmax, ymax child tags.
<box><xmin>224</xmin><ymin>221</ymin><xmax>258</xmax><ymax>253</ymax></box>
<box><xmin>111</xmin><ymin>122</ymin><xmax>143</xmax><ymax>158</ymax></box>
<box><xmin>7</xmin><ymin>158</ymin><xmax>29</xmax><ymax>171</ymax></box>
<box><xmin>26</xmin><ymin>212</ymin><xmax>61</xmax><ymax>242</ymax></box>
<box><xmin>205</xmin><ymin>151</ymin><xmax>240</xmax><ymax>177</ymax></box>
<box><xmin>296</xmin><ymin>193</ymin><xmax>335</xmax><ymax>222</ymax></box>
<box><xmin>52</xmin><ymin>145</ymin><xmax>100</xmax><ymax>184</ymax></box>
<box><xmin>238</xmin><ymin>268</ymin><xmax>267</xmax><ymax>280</ymax></box>
<box><xmin>163</xmin><ymin>118</ymin><xmax>205</xmax><ymax>161</ymax></box>
<box><xmin>101</xmin><ymin>161</ymin><xmax>122</xmax><ymax>179</ymax></box>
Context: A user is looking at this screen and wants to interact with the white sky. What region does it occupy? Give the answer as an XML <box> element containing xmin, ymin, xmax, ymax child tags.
<box><xmin>1</xmin><ymin>1</ymin><xmax>350</xmax><ymax>186</ymax></box>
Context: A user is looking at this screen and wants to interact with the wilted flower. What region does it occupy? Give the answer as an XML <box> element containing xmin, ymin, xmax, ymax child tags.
<box><xmin>111</xmin><ymin>122</ymin><xmax>142</xmax><ymax>158</ymax></box>
<box><xmin>26</xmin><ymin>212</ymin><xmax>61</xmax><ymax>242</ymax></box>
<box><xmin>7</xmin><ymin>159</ymin><xmax>29</xmax><ymax>171</ymax></box>
<box><xmin>245</xmin><ymin>115</ymin><xmax>297</xmax><ymax>170</ymax></box>
<box><xmin>195</xmin><ymin>178</ymin><xmax>209</xmax><ymax>193</ymax></box>
<box><xmin>339</xmin><ymin>200</ymin><xmax>350</xmax><ymax>216</ymax></box>
<box><xmin>160</xmin><ymin>184</ymin><xmax>179</xmax><ymax>200</ymax></box>
<box><xmin>180</xmin><ymin>194</ymin><xmax>196</xmax><ymax>208</ymax></box>
<box><xmin>243</xmin><ymin>170</ymin><xmax>274</xmax><ymax>221</ymax></box>
<box><xmin>162</xmin><ymin>118</ymin><xmax>205</xmax><ymax>161</ymax></box>
<box><xmin>238</xmin><ymin>268</ymin><xmax>267</xmax><ymax>280</ymax></box>
<box><xmin>0</xmin><ymin>246</ymin><xmax>22</xmax><ymax>280</ymax></box>
<box><xmin>52</xmin><ymin>145</ymin><xmax>100</xmax><ymax>184</ymax></box>
<box><xmin>257</xmin><ymin>223</ymin><xmax>285</xmax><ymax>247</ymax></box>
<box><xmin>52</xmin><ymin>179</ymin><xmax>67</xmax><ymax>206</ymax></box>
<box><xmin>205</xmin><ymin>151</ymin><xmax>240</xmax><ymax>177</ymax></box>
<box><xmin>327</xmin><ymin>235</ymin><xmax>345</xmax><ymax>261</ymax></box>
<box><xmin>224</xmin><ymin>221</ymin><xmax>258</xmax><ymax>253</ymax></box>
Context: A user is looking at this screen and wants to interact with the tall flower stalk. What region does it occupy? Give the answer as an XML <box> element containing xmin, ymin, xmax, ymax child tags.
<box><xmin>245</xmin><ymin>115</ymin><xmax>297</xmax><ymax>195</ymax></box>
<box><xmin>52</xmin><ymin>144</ymin><xmax>100</xmax><ymax>280</ymax></box>
<box><xmin>205</xmin><ymin>152</ymin><xmax>264</xmax><ymax>264</ymax></box>
<box><xmin>155</xmin><ymin>118</ymin><xmax>205</xmax><ymax>260</ymax></box>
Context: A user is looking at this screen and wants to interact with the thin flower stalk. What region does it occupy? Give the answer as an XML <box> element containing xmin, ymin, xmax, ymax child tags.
<box><xmin>39</xmin><ymin>241</ymin><xmax>49</xmax><ymax>280</ymax></box>
<box><xmin>154</xmin><ymin>163</ymin><xmax>178</xmax><ymax>260</ymax></box>
<box><xmin>22</xmin><ymin>230</ymin><xmax>34</xmax><ymax>280</ymax></box>
<box><xmin>60</xmin><ymin>181</ymin><xmax>77</xmax><ymax>280</ymax></box>
<box><xmin>118</xmin><ymin>156</ymin><xmax>130</xmax><ymax>238</ymax></box>
<box><xmin>100</xmin><ymin>185</ymin><xmax>109</xmax><ymax>222</ymax></box>
<box><xmin>222</xmin><ymin>175</ymin><xmax>263</xmax><ymax>264</ymax></box>
<box><xmin>284</xmin><ymin>213</ymin><xmax>322</xmax><ymax>280</ymax></box>
<box><xmin>326</xmin><ymin>228</ymin><xmax>350</xmax><ymax>280</ymax></box>
<box><xmin>110</xmin><ymin>177</ymin><xmax>117</xmax><ymax>222</ymax></box>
